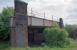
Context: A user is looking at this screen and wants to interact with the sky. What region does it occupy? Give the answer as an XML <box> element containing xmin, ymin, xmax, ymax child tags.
<box><xmin>0</xmin><ymin>0</ymin><xmax>77</xmax><ymax>25</ymax></box>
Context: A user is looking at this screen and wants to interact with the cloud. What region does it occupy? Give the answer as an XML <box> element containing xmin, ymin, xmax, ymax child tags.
<box><xmin>26</xmin><ymin>0</ymin><xmax>77</xmax><ymax>25</ymax></box>
<box><xmin>0</xmin><ymin>0</ymin><xmax>77</xmax><ymax>25</ymax></box>
<box><xmin>0</xmin><ymin>0</ymin><xmax>14</xmax><ymax>13</ymax></box>
<box><xmin>26</xmin><ymin>0</ymin><xmax>72</xmax><ymax>20</ymax></box>
<box><xmin>64</xmin><ymin>0</ymin><xmax>77</xmax><ymax>24</ymax></box>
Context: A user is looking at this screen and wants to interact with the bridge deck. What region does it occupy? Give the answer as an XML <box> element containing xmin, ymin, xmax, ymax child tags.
<box><xmin>28</xmin><ymin>16</ymin><xmax>53</xmax><ymax>27</ymax></box>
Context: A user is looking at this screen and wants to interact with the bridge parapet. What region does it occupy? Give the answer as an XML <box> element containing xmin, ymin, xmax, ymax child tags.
<box><xmin>28</xmin><ymin>16</ymin><xmax>55</xmax><ymax>27</ymax></box>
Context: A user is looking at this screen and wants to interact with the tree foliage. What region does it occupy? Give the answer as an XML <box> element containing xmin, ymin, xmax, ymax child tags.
<box><xmin>0</xmin><ymin>7</ymin><xmax>14</xmax><ymax>40</ymax></box>
<box><xmin>43</xmin><ymin>23</ymin><xmax>70</xmax><ymax>47</ymax></box>
<box><xmin>65</xmin><ymin>24</ymin><xmax>77</xmax><ymax>38</ymax></box>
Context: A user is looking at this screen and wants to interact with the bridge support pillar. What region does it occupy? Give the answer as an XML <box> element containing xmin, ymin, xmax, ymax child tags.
<box><xmin>11</xmin><ymin>0</ymin><xmax>28</xmax><ymax>47</ymax></box>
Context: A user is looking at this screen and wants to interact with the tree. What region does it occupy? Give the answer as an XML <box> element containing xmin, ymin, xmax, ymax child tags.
<box><xmin>0</xmin><ymin>7</ymin><xmax>14</xmax><ymax>40</ymax></box>
<box><xmin>65</xmin><ymin>24</ymin><xmax>77</xmax><ymax>38</ymax></box>
<box><xmin>43</xmin><ymin>23</ymin><xmax>70</xmax><ymax>47</ymax></box>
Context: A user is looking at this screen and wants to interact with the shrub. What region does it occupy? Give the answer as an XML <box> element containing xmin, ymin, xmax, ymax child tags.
<box><xmin>43</xmin><ymin>27</ymin><xmax>70</xmax><ymax>47</ymax></box>
<box><xmin>65</xmin><ymin>24</ymin><xmax>77</xmax><ymax>38</ymax></box>
<box><xmin>0</xmin><ymin>7</ymin><xmax>14</xmax><ymax>41</ymax></box>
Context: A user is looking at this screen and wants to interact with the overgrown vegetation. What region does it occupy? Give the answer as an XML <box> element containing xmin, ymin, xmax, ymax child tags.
<box><xmin>1</xmin><ymin>40</ymin><xmax>77</xmax><ymax>50</ymax></box>
<box><xmin>0</xmin><ymin>41</ymin><xmax>9</xmax><ymax>49</ymax></box>
<box><xmin>65</xmin><ymin>24</ymin><xmax>77</xmax><ymax>39</ymax></box>
<box><xmin>43</xmin><ymin>23</ymin><xmax>70</xmax><ymax>47</ymax></box>
<box><xmin>0</xmin><ymin>39</ymin><xmax>77</xmax><ymax>50</ymax></box>
<box><xmin>0</xmin><ymin>7</ymin><xmax>77</xmax><ymax>50</ymax></box>
<box><xmin>0</xmin><ymin>7</ymin><xmax>14</xmax><ymax>41</ymax></box>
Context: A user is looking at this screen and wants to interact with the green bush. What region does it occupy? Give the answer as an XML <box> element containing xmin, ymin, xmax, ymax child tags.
<box><xmin>0</xmin><ymin>7</ymin><xmax>14</xmax><ymax>40</ymax></box>
<box><xmin>43</xmin><ymin>27</ymin><xmax>70</xmax><ymax>47</ymax></box>
<box><xmin>65</xmin><ymin>24</ymin><xmax>77</xmax><ymax>38</ymax></box>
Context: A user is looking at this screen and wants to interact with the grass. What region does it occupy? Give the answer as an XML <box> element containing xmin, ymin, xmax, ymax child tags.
<box><xmin>4</xmin><ymin>47</ymin><xmax>77</xmax><ymax>50</ymax></box>
<box><xmin>0</xmin><ymin>40</ymin><xmax>77</xmax><ymax>50</ymax></box>
<box><xmin>67</xmin><ymin>40</ymin><xmax>77</xmax><ymax>48</ymax></box>
<box><xmin>0</xmin><ymin>41</ymin><xmax>9</xmax><ymax>49</ymax></box>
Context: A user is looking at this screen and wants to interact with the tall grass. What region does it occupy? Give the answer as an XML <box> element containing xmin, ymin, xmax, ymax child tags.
<box><xmin>0</xmin><ymin>40</ymin><xmax>77</xmax><ymax>50</ymax></box>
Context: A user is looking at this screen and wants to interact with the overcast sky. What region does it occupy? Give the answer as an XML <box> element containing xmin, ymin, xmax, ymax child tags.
<box><xmin>0</xmin><ymin>0</ymin><xmax>77</xmax><ymax>25</ymax></box>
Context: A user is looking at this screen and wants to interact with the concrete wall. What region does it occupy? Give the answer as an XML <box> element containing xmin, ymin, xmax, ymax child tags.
<box><xmin>28</xmin><ymin>16</ymin><xmax>52</xmax><ymax>26</ymax></box>
<box><xmin>44</xmin><ymin>20</ymin><xmax>52</xmax><ymax>26</ymax></box>
<box><xmin>15</xmin><ymin>0</ymin><xmax>27</xmax><ymax>15</ymax></box>
<box><xmin>11</xmin><ymin>0</ymin><xmax>28</xmax><ymax>47</ymax></box>
<box><xmin>32</xmin><ymin>17</ymin><xmax>43</xmax><ymax>26</ymax></box>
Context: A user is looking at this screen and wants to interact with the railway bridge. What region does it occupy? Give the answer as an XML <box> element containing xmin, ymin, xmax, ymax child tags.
<box><xmin>11</xmin><ymin>0</ymin><xmax>63</xmax><ymax>47</ymax></box>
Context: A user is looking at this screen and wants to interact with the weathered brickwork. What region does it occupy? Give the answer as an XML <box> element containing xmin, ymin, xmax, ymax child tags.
<box><xmin>11</xmin><ymin>0</ymin><xmax>28</xmax><ymax>47</ymax></box>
